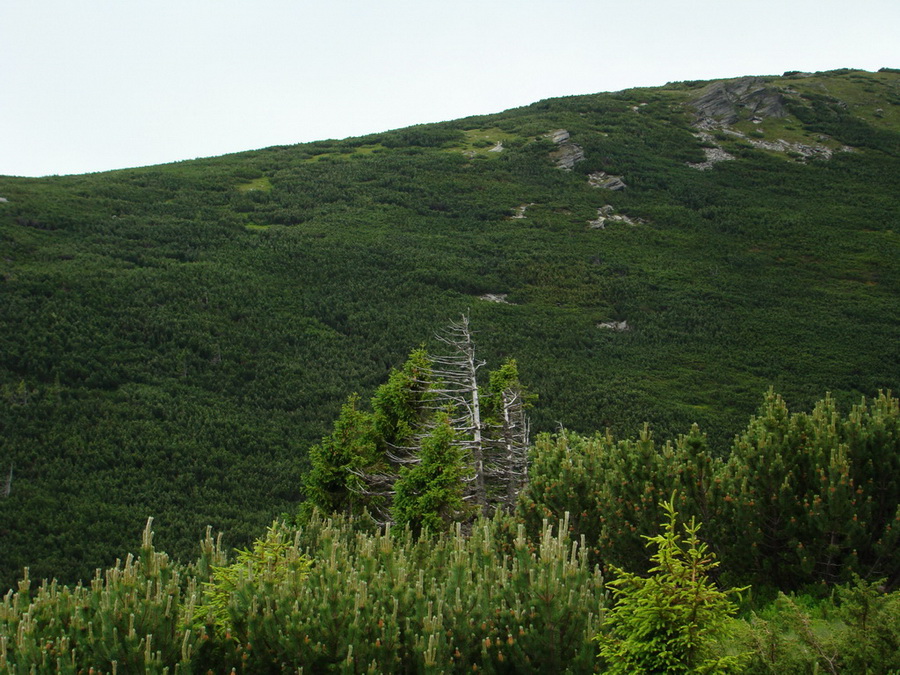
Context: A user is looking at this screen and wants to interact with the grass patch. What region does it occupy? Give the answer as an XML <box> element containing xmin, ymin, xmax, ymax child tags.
<box><xmin>236</xmin><ymin>176</ymin><xmax>272</xmax><ymax>193</ymax></box>
<box><xmin>454</xmin><ymin>128</ymin><xmax>523</xmax><ymax>156</ymax></box>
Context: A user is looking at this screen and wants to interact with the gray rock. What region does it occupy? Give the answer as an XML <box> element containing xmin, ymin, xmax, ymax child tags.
<box><xmin>692</xmin><ymin>77</ymin><xmax>787</xmax><ymax>125</ymax></box>
<box><xmin>479</xmin><ymin>293</ymin><xmax>512</xmax><ymax>304</ymax></box>
<box><xmin>546</xmin><ymin>129</ymin><xmax>585</xmax><ymax>170</ymax></box>
<box><xmin>589</xmin><ymin>205</ymin><xmax>642</xmax><ymax>229</ymax></box>
<box><xmin>552</xmin><ymin>143</ymin><xmax>585</xmax><ymax>170</ymax></box>
<box><xmin>588</xmin><ymin>172</ymin><xmax>627</xmax><ymax>190</ymax></box>
<box><xmin>687</xmin><ymin>146</ymin><xmax>735</xmax><ymax>170</ymax></box>
<box><xmin>0</xmin><ymin>197</ymin><xmax>8</xmax><ymax>203</ymax></box>
<box><xmin>511</xmin><ymin>203</ymin><xmax>535</xmax><ymax>219</ymax></box>
<box><xmin>598</xmin><ymin>320</ymin><xmax>629</xmax><ymax>331</ymax></box>
<box><xmin>749</xmin><ymin>137</ymin><xmax>833</xmax><ymax>159</ymax></box>
<box><xmin>488</xmin><ymin>141</ymin><xmax>504</xmax><ymax>152</ymax></box>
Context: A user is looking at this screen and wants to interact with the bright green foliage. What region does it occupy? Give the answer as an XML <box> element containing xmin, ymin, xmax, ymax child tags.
<box><xmin>0</xmin><ymin>514</ymin><xmax>606</xmax><ymax>672</ymax></box>
<box><xmin>3</xmin><ymin>514</ymin><xmax>900</xmax><ymax>673</ymax></box>
<box><xmin>597</xmin><ymin>498</ymin><xmax>748</xmax><ymax>674</ymax></box>
<box><xmin>0</xmin><ymin>519</ymin><xmax>200</xmax><ymax>673</ymax></box>
<box><xmin>304</xmin><ymin>349</ymin><xmax>436</xmax><ymax>520</ymax></box>
<box><xmin>224</xmin><ymin>509</ymin><xmax>604</xmax><ymax>673</ymax></box>
<box><xmin>303</xmin><ymin>393</ymin><xmax>379</xmax><ymax>515</ymax></box>
<box><xmin>189</xmin><ymin>521</ymin><xmax>311</xmax><ymax>637</ymax></box>
<box><xmin>733</xmin><ymin>577</ymin><xmax>900</xmax><ymax>674</ymax></box>
<box><xmin>392</xmin><ymin>413</ymin><xmax>469</xmax><ymax>533</ymax></box>
<box><xmin>482</xmin><ymin>358</ymin><xmax>534</xmax><ymax>421</ymax></box>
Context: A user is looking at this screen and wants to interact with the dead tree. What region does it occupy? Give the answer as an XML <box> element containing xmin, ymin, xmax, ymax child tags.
<box><xmin>343</xmin><ymin>315</ymin><xmax>531</xmax><ymax>522</ymax></box>
<box><xmin>487</xmin><ymin>387</ymin><xmax>530</xmax><ymax>509</ymax></box>
<box><xmin>428</xmin><ymin>314</ymin><xmax>489</xmax><ymax>514</ymax></box>
<box><xmin>1</xmin><ymin>465</ymin><xmax>12</xmax><ymax>499</ymax></box>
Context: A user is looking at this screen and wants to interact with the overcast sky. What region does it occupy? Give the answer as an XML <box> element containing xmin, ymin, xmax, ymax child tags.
<box><xmin>2</xmin><ymin>0</ymin><xmax>898</xmax><ymax>177</ymax></box>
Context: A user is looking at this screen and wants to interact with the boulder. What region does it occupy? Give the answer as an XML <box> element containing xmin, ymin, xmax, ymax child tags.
<box><xmin>588</xmin><ymin>172</ymin><xmax>627</xmax><ymax>190</ymax></box>
<box><xmin>552</xmin><ymin>143</ymin><xmax>585</xmax><ymax>170</ymax></box>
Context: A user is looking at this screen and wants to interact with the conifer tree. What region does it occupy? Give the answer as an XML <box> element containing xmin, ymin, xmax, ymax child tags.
<box><xmin>391</xmin><ymin>413</ymin><xmax>470</xmax><ymax>533</ymax></box>
<box><xmin>303</xmin><ymin>318</ymin><xmax>532</xmax><ymax>528</ymax></box>
<box><xmin>597</xmin><ymin>497</ymin><xmax>748</xmax><ymax>674</ymax></box>
<box><xmin>302</xmin><ymin>394</ymin><xmax>378</xmax><ymax>515</ymax></box>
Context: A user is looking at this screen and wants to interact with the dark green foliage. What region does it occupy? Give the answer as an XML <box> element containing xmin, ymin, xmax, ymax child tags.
<box><xmin>523</xmin><ymin>390</ymin><xmax>900</xmax><ymax>590</ymax></box>
<box><xmin>716</xmin><ymin>390</ymin><xmax>900</xmax><ymax>588</ymax></box>
<box><xmin>1</xmin><ymin>69</ymin><xmax>899</xmax><ymax>586</ymax></box>
<box><xmin>303</xmin><ymin>394</ymin><xmax>379</xmax><ymax>515</ymax></box>
<box><xmin>0</xmin><ymin>520</ymin><xmax>199</xmax><ymax>673</ymax></box>
<box><xmin>597</xmin><ymin>498</ymin><xmax>748</xmax><ymax>674</ymax></box>
<box><xmin>371</xmin><ymin>348</ymin><xmax>435</xmax><ymax>449</ymax></box>
<box><xmin>392</xmin><ymin>413</ymin><xmax>469</xmax><ymax>532</ymax></box>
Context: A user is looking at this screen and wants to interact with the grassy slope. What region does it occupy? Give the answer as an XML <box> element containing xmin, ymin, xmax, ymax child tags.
<box><xmin>0</xmin><ymin>68</ymin><xmax>898</xmax><ymax>586</ymax></box>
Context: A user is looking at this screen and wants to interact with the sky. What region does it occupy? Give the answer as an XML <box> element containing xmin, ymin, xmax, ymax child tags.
<box><xmin>2</xmin><ymin>0</ymin><xmax>898</xmax><ymax>177</ymax></box>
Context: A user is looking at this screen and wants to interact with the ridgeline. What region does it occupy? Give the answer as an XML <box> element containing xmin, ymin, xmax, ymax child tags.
<box><xmin>1</xmin><ymin>67</ymin><xmax>898</xmax><ymax>586</ymax></box>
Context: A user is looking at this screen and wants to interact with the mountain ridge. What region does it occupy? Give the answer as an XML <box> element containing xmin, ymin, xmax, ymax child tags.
<box><xmin>0</xmin><ymin>67</ymin><xmax>898</xmax><ymax>585</ymax></box>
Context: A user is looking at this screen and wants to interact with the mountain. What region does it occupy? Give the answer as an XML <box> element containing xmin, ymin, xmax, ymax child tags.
<box><xmin>1</xmin><ymin>68</ymin><xmax>898</xmax><ymax>586</ymax></box>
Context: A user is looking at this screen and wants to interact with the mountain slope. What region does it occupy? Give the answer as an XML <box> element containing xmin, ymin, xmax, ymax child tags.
<box><xmin>1</xmin><ymin>68</ymin><xmax>898</xmax><ymax>585</ymax></box>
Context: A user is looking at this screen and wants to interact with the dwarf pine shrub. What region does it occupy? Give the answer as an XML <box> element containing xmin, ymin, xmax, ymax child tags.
<box><xmin>0</xmin><ymin>511</ymin><xmax>605</xmax><ymax>673</ymax></box>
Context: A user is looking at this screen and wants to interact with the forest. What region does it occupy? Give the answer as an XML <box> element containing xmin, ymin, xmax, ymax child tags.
<box><xmin>0</xmin><ymin>68</ymin><xmax>899</xmax><ymax>671</ymax></box>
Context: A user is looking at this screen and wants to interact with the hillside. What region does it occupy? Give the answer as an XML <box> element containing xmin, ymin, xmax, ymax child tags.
<box><xmin>1</xmin><ymin>68</ymin><xmax>899</xmax><ymax>586</ymax></box>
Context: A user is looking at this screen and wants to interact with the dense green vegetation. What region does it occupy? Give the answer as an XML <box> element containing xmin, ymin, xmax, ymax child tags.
<box><xmin>520</xmin><ymin>390</ymin><xmax>900</xmax><ymax>591</ymax></box>
<box><xmin>1</xmin><ymin>68</ymin><xmax>899</xmax><ymax>588</ymax></box>
<box><xmin>0</xmin><ymin>470</ymin><xmax>897</xmax><ymax>672</ymax></box>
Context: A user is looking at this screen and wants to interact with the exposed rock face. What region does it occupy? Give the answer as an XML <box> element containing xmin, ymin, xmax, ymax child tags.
<box><xmin>588</xmin><ymin>205</ymin><xmax>639</xmax><ymax>229</ymax></box>
<box><xmin>598</xmin><ymin>320</ymin><xmax>629</xmax><ymax>331</ymax></box>
<box><xmin>588</xmin><ymin>172</ymin><xmax>627</xmax><ymax>190</ymax></box>
<box><xmin>547</xmin><ymin>128</ymin><xmax>584</xmax><ymax>170</ymax></box>
<box><xmin>0</xmin><ymin>197</ymin><xmax>8</xmax><ymax>203</ymax></box>
<box><xmin>688</xmin><ymin>146</ymin><xmax>736</xmax><ymax>170</ymax></box>
<box><xmin>488</xmin><ymin>142</ymin><xmax>504</xmax><ymax>152</ymax></box>
<box><xmin>479</xmin><ymin>293</ymin><xmax>512</xmax><ymax>304</ymax></box>
<box><xmin>552</xmin><ymin>144</ymin><xmax>585</xmax><ymax>170</ymax></box>
<box><xmin>747</xmin><ymin>138</ymin><xmax>835</xmax><ymax>159</ymax></box>
<box><xmin>692</xmin><ymin>77</ymin><xmax>788</xmax><ymax>126</ymax></box>
<box><xmin>511</xmin><ymin>203</ymin><xmax>535</xmax><ymax>219</ymax></box>
<box><xmin>687</xmin><ymin>134</ymin><xmax>736</xmax><ymax>170</ymax></box>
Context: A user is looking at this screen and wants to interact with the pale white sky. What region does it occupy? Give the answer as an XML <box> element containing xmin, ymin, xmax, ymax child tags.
<box><xmin>1</xmin><ymin>0</ymin><xmax>898</xmax><ymax>177</ymax></box>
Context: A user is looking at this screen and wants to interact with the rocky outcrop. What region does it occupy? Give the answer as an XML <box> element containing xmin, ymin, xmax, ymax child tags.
<box><xmin>511</xmin><ymin>203</ymin><xmax>535</xmax><ymax>219</ymax></box>
<box><xmin>479</xmin><ymin>293</ymin><xmax>512</xmax><ymax>304</ymax></box>
<box><xmin>747</xmin><ymin>137</ymin><xmax>837</xmax><ymax>159</ymax></box>
<box><xmin>688</xmin><ymin>146</ymin><xmax>736</xmax><ymax>170</ymax></box>
<box><xmin>692</xmin><ymin>77</ymin><xmax>787</xmax><ymax>126</ymax></box>
<box><xmin>598</xmin><ymin>320</ymin><xmax>629</xmax><ymax>331</ymax></box>
<box><xmin>547</xmin><ymin>129</ymin><xmax>584</xmax><ymax>170</ymax></box>
<box><xmin>588</xmin><ymin>205</ymin><xmax>640</xmax><ymax>229</ymax></box>
<box><xmin>488</xmin><ymin>142</ymin><xmax>504</xmax><ymax>153</ymax></box>
<box><xmin>0</xmin><ymin>197</ymin><xmax>8</xmax><ymax>203</ymax></box>
<box><xmin>588</xmin><ymin>172</ymin><xmax>627</xmax><ymax>190</ymax></box>
<box><xmin>552</xmin><ymin>144</ymin><xmax>584</xmax><ymax>170</ymax></box>
<box><xmin>687</xmin><ymin>133</ymin><xmax>736</xmax><ymax>170</ymax></box>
